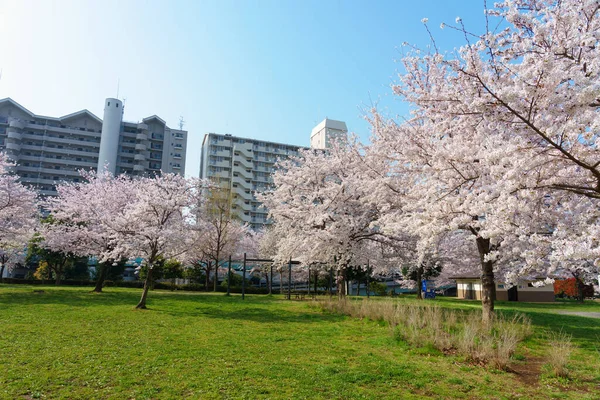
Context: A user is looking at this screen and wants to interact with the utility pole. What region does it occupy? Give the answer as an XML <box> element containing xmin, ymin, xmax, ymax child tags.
<box><xmin>287</xmin><ymin>258</ymin><xmax>292</xmax><ymax>300</ymax></box>
<box><xmin>227</xmin><ymin>255</ymin><xmax>232</xmax><ymax>296</ymax></box>
<box><xmin>242</xmin><ymin>253</ymin><xmax>247</xmax><ymax>300</ymax></box>
<box><xmin>366</xmin><ymin>260</ymin><xmax>370</xmax><ymax>299</ymax></box>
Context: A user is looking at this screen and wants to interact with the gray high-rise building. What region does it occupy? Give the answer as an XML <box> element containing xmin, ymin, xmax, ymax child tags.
<box><xmin>199</xmin><ymin>133</ymin><xmax>306</xmax><ymax>230</ymax></box>
<box><xmin>0</xmin><ymin>97</ymin><xmax>187</xmax><ymax>196</ymax></box>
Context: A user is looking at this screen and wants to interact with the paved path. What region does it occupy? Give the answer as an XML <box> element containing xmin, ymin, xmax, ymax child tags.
<box><xmin>555</xmin><ymin>311</ymin><xmax>600</xmax><ymax>319</ymax></box>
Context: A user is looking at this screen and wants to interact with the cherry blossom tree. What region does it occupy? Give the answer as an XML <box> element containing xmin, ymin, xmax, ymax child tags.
<box><xmin>110</xmin><ymin>173</ymin><xmax>204</xmax><ymax>309</ymax></box>
<box><xmin>365</xmin><ymin>0</ymin><xmax>599</xmax><ymax>321</ymax></box>
<box><xmin>0</xmin><ymin>154</ymin><xmax>38</xmax><ymax>259</ymax></box>
<box><xmin>43</xmin><ymin>172</ymin><xmax>133</xmax><ymax>292</ymax></box>
<box><xmin>260</xmin><ymin>140</ymin><xmax>412</xmax><ymax>297</ymax></box>
<box><xmin>45</xmin><ymin>171</ymin><xmax>204</xmax><ymax>306</ymax></box>
<box><xmin>0</xmin><ymin>247</ymin><xmax>25</xmax><ymax>280</ymax></box>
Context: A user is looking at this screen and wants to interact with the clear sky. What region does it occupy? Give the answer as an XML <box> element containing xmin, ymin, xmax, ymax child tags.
<box><xmin>0</xmin><ymin>0</ymin><xmax>486</xmax><ymax>177</ymax></box>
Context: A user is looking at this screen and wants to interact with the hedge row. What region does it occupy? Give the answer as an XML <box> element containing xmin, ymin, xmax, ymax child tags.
<box><xmin>0</xmin><ymin>278</ymin><xmax>273</xmax><ymax>294</ymax></box>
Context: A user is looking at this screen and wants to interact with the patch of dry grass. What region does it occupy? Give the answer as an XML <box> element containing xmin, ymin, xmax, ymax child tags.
<box><xmin>316</xmin><ymin>298</ymin><xmax>531</xmax><ymax>370</ymax></box>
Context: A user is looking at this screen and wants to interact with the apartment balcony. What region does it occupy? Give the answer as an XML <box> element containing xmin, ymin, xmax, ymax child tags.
<box><xmin>20</xmin><ymin>176</ymin><xmax>63</xmax><ymax>186</ymax></box>
<box><xmin>234</xmin><ymin>167</ymin><xmax>253</xmax><ymax>179</ymax></box>
<box><xmin>234</xmin><ymin>145</ymin><xmax>253</xmax><ymax>158</ymax></box>
<box><xmin>5</xmin><ymin>142</ymin><xmax>21</xmax><ymax>151</ymax></box>
<box><xmin>26</xmin><ymin>122</ymin><xmax>101</xmax><ymax>137</ymax></box>
<box><xmin>7</xmin><ymin>130</ymin><xmax>22</xmax><ymax>140</ymax></box>
<box><xmin>16</xmin><ymin>166</ymin><xmax>81</xmax><ymax>177</ymax></box>
<box><xmin>135</xmin><ymin>143</ymin><xmax>147</xmax><ymax>151</ymax></box>
<box><xmin>19</xmin><ymin>144</ymin><xmax>97</xmax><ymax>158</ymax></box>
<box><xmin>8</xmin><ymin>120</ymin><xmax>25</xmax><ymax>129</ymax></box>
<box><xmin>39</xmin><ymin>189</ymin><xmax>58</xmax><ymax>197</ymax></box>
<box><xmin>209</xmin><ymin>159</ymin><xmax>230</xmax><ymax>168</ymax></box>
<box><xmin>136</xmin><ymin>133</ymin><xmax>148</xmax><ymax>141</ymax></box>
<box><xmin>211</xmin><ymin>149</ymin><xmax>232</xmax><ymax>157</ymax></box>
<box><xmin>233</xmin><ymin>156</ymin><xmax>253</xmax><ymax>169</ymax></box>
<box><xmin>21</xmin><ymin>133</ymin><xmax>100</xmax><ymax>148</ymax></box>
<box><xmin>22</xmin><ymin>157</ymin><xmax>95</xmax><ymax>168</ymax></box>
<box><xmin>133</xmin><ymin>164</ymin><xmax>145</xmax><ymax>172</ymax></box>
<box><xmin>238</xmin><ymin>213</ymin><xmax>252</xmax><ymax>223</ymax></box>
<box><xmin>134</xmin><ymin>154</ymin><xmax>146</xmax><ymax>161</ymax></box>
<box><xmin>232</xmin><ymin>198</ymin><xmax>253</xmax><ymax>211</ymax></box>
<box><xmin>232</xmin><ymin>175</ymin><xmax>252</xmax><ymax>187</ymax></box>
<box><xmin>137</xmin><ymin>123</ymin><xmax>148</xmax><ymax>131</ymax></box>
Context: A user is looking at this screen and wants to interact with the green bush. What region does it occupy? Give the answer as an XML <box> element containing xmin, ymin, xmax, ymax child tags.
<box><xmin>369</xmin><ymin>281</ymin><xmax>388</xmax><ymax>296</ymax></box>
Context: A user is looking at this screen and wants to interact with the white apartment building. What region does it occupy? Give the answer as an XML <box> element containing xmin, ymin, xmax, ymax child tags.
<box><xmin>0</xmin><ymin>97</ymin><xmax>187</xmax><ymax>196</ymax></box>
<box><xmin>310</xmin><ymin>118</ymin><xmax>348</xmax><ymax>150</ymax></box>
<box><xmin>199</xmin><ymin>133</ymin><xmax>306</xmax><ymax>230</ymax></box>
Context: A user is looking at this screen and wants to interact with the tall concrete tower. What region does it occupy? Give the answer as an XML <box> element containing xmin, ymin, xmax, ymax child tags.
<box><xmin>97</xmin><ymin>98</ymin><xmax>123</xmax><ymax>174</ymax></box>
<box><xmin>310</xmin><ymin>118</ymin><xmax>348</xmax><ymax>150</ymax></box>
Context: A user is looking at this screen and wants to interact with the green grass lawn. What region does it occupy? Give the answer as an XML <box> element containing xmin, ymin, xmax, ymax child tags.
<box><xmin>1</xmin><ymin>285</ymin><xmax>599</xmax><ymax>399</ymax></box>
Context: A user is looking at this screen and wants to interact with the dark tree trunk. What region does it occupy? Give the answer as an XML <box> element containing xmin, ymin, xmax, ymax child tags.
<box><xmin>416</xmin><ymin>266</ymin><xmax>423</xmax><ymax>300</ymax></box>
<box><xmin>54</xmin><ymin>266</ymin><xmax>62</xmax><ymax>286</ymax></box>
<box><xmin>337</xmin><ymin>268</ymin><xmax>347</xmax><ymax>298</ymax></box>
<box><xmin>576</xmin><ymin>278</ymin><xmax>585</xmax><ymax>303</ymax></box>
<box><xmin>279</xmin><ymin>271</ymin><xmax>283</xmax><ymax>294</ymax></box>
<box><xmin>314</xmin><ymin>271</ymin><xmax>318</xmax><ymax>294</ymax></box>
<box><xmin>205</xmin><ymin>262</ymin><xmax>211</xmax><ymax>290</ymax></box>
<box><xmin>136</xmin><ymin>267</ymin><xmax>153</xmax><ymax>309</ymax></box>
<box><xmin>93</xmin><ymin>263</ymin><xmax>109</xmax><ymax>293</ymax></box>
<box><xmin>475</xmin><ymin>236</ymin><xmax>495</xmax><ymax>324</ymax></box>
<box><xmin>213</xmin><ymin>259</ymin><xmax>218</xmax><ymax>292</ymax></box>
<box><xmin>265</xmin><ymin>270</ymin><xmax>270</xmax><ymax>293</ymax></box>
<box><xmin>0</xmin><ymin>265</ymin><xmax>5</xmax><ymax>282</ymax></box>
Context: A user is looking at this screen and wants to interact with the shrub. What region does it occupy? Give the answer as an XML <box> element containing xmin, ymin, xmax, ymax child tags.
<box><xmin>546</xmin><ymin>330</ymin><xmax>573</xmax><ymax>377</ymax></box>
<box><xmin>368</xmin><ymin>282</ymin><xmax>388</xmax><ymax>296</ymax></box>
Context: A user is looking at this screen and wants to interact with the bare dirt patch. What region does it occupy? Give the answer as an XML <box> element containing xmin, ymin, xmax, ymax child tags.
<box><xmin>510</xmin><ymin>356</ymin><xmax>544</xmax><ymax>386</ymax></box>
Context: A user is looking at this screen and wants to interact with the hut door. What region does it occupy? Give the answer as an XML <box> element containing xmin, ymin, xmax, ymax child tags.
<box><xmin>508</xmin><ymin>286</ymin><xmax>518</xmax><ymax>302</ymax></box>
<box><xmin>466</xmin><ymin>283</ymin><xmax>474</xmax><ymax>300</ymax></box>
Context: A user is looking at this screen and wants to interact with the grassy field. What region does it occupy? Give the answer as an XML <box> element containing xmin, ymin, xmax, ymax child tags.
<box><xmin>1</xmin><ymin>285</ymin><xmax>599</xmax><ymax>399</ymax></box>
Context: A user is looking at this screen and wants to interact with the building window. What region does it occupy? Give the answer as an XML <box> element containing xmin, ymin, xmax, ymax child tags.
<box><xmin>497</xmin><ymin>284</ymin><xmax>504</xmax><ymax>289</ymax></box>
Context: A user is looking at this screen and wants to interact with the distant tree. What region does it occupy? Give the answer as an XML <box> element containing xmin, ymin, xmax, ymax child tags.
<box><xmin>139</xmin><ymin>258</ymin><xmax>184</xmax><ymax>288</ymax></box>
<box><xmin>191</xmin><ymin>183</ymin><xmax>251</xmax><ymax>291</ymax></box>
<box><xmin>27</xmin><ymin>233</ymin><xmax>74</xmax><ymax>285</ymax></box>
<box><xmin>554</xmin><ymin>277</ymin><xmax>595</xmax><ymax>302</ymax></box>
<box><xmin>368</xmin><ymin>281</ymin><xmax>388</xmax><ymax>297</ymax></box>
<box><xmin>220</xmin><ymin>271</ymin><xmax>249</xmax><ymax>288</ymax></box>
<box><xmin>0</xmin><ymin>248</ymin><xmax>25</xmax><ymax>281</ymax></box>
<box><xmin>182</xmin><ymin>264</ymin><xmax>206</xmax><ymax>284</ymax></box>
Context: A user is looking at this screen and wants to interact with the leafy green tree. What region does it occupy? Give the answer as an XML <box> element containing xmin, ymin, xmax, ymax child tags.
<box><xmin>220</xmin><ymin>272</ymin><xmax>249</xmax><ymax>288</ymax></box>
<box><xmin>27</xmin><ymin>233</ymin><xmax>75</xmax><ymax>285</ymax></box>
<box><xmin>368</xmin><ymin>281</ymin><xmax>388</xmax><ymax>297</ymax></box>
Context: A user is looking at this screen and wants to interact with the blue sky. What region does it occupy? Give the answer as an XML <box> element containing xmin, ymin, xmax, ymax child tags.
<box><xmin>0</xmin><ymin>0</ymin><xmax>486</xmax><ymax>177</ymax></box>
